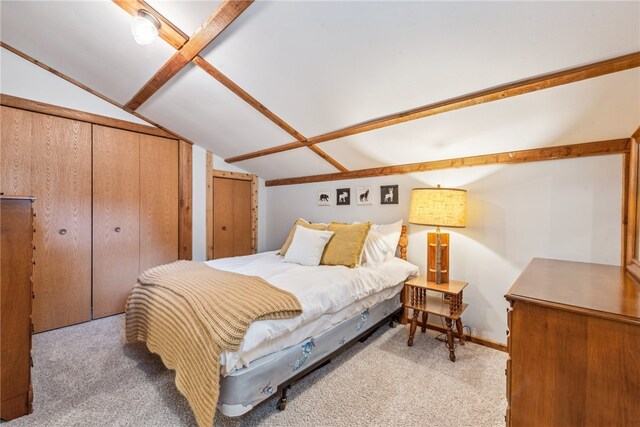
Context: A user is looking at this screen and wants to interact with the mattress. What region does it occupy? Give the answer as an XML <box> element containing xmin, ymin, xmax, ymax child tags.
<box><xmin>205</xmin><ymin>251</ymin><xmax>418</xmax><ymax>375</ymax></box>
<box><xmin>218</xmin><ymin>292</ymin><xmax>403</xmax><ymax>417</ymax></box>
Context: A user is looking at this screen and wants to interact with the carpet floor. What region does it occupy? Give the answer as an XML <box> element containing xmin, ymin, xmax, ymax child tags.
<box><xmin>5</xmin><ymin>315</ymin><xmax>507</xmax><ymax>427</ymax></box>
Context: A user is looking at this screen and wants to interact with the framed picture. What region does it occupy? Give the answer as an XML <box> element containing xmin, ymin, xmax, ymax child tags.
<box><xmin>318</xmin><ymin>190</ymin><xmax>331</xmax><ymax>206</ymax></box>
<box><xmin>380</xmin><ymin>185</ymin><xmax>399</xmax><ymax>204</ymax></box>
<box><xmin>356</xmin><ymin>187</ymin><xmax>372</xmax><ymax>205</ymax></box>
<box><xmin>336</xmin><ymin>188</ymin><xmax>350</xmax><ymax>205</ymax></box>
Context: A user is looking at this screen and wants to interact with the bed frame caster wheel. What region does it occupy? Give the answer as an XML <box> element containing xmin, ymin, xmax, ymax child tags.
<box><xmin>449</xmin><ymin>353</ymin><xmax>456</xmax><ymax>362</ymax></box>
<box><xmin>277</xmin><ymin>385</ymin><xmax>290</xmax><ymax>411</ymax></box>
<box><xmin>276</xmin><ymin>397</ymin><xmax>287</xmax><ymax>411</ymax></box>
<box><xmin>389</xmin><ymin>319</ymin><xmax>396</xmax><ymax>328</ymax></box>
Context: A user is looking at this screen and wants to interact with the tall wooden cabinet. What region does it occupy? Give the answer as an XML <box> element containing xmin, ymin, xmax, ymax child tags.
<box><xmin>0</xmin><ymin>196</ymin><xmax>35</xmax><ymax>420</ymax></box>
<box><xmin>213</xmin><ymin>177</ymin><xmax>252</xmax><ymax>259</ymax></box>
<box><xmin>0</xmin><ymin>104</ymin><xmax>181</xmax><ymax>330</ymax></box>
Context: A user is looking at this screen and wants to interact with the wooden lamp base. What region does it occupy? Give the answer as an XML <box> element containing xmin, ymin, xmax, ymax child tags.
<box><xmin>427</xmin><ymin>231</ymin><xmax>449</xmax><ymax>283</ymax></box>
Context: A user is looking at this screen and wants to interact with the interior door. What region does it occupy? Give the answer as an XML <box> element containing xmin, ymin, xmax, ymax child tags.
<box><xmin>213</xmin><ymin>177</ymin><xmax>234</xmax><ymax>259</ymax></box>
<box><xmin>213</xmin><ymin>177</ymin><xmax>253</xmax><ymax>259</ymax></box>
<box><xmin>31</xmin><ymin>113</ymin><xmax>92</xmax><ymax>332</ymax></box>
<box><xmin>139</xmin><ymin>134</ymin><xmax>178</xmax><ymax>272</ymax></box>
<box><xmin>0</xmin><ymin>106</ymin><xmax>33</xmax><ymax>196</ymax></box>
<box><xmin>92</xmin><ymin>125</ymin><xmax>140</xmax><ymax>318</ymax></box>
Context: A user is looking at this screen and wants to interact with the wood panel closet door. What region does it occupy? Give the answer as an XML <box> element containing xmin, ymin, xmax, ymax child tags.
<box><xmin>213</xmin><ymin>177</ymin><xmax>235</xmax><ymax>259</ymax></box>
<box><xmin>31</xmin><ymin>113</ymin><xmax>92</xmax><ymax>332</ymax></box>
<box><xmin>233</xmin><ymin>180</ymin><xmax>252</xmax><ymax>256</ymax></box>
<box><xmin>0</xmin><ymin>106</ymin><xmax>33</xmax><ymax>195</ymax></box>
<box><xmin>139</xmin><ymin>134</ymin><xmax>178</xmax><ymax>272</ymax></box>
<box><xmin>213</xmin><ymin>177</ymin><xmax>252</xmax><ymax>259</ymax></box>
<box><xmin>92</xmin><ymin>126</ymin><xmax>140</xmax><ymax>318</ymax></box>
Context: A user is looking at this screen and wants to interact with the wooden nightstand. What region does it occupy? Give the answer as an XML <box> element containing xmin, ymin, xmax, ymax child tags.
<box><xmin>402</xmin><ymin>275</ymin><xmax>469</xmax><ymax>362</ymax></box>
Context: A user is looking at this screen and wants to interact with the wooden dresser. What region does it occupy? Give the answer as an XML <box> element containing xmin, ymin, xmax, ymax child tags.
<box><xmin>505</xmin><ymin>258</ymin><xmax>640</xmax><ymax>426</ymax></box>
<box><xmin>0</xmin><ymin>196</ymin><xmax>35</xmax><ymax>420</ymax></box>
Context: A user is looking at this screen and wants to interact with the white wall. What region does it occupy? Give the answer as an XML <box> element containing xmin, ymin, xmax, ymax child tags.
<box><xmin>0</xmin><ymin>47</ymin><xmax>146</xmax><ymax>124</ymax></box>
<box><xmin>266</xmin><ymin>156</ymin><xmax>622</xmax><ymax>344</ymax></box>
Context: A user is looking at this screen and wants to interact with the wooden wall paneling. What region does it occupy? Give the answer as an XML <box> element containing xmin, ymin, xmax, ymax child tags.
<box><xmin>139</xmin><ymin>134</ymin><xmax>179</xmax><ymax>272</ymax></box>
<box><xmin>212</xmin><ymin>177</ymin><xmax>235</xmax><ymax>259</ymax></box>
<box><xmin>250</xmin><ymin>175</ymin><xmax>258</xmax><ymax>253</ymax></box>
<box><xmin>31</xmin><ymin>114</ymin><xmax>92</xmax><ymax>332</ymax></box>
<box><xmin>92</xmin><ymin>126</ymin><xmax>140</xmax><ymax>318</ymax></box>
<box><xmin>233</xmin><ymin>179</ymin><xmax>252</xmax><ymax>256</ymax></box>
<box><xmin>178</xmin><ymin>140</ymin><xmax>193</xmax><ymax>260</ymax></box>
<box><xmin>206</xmin><ymin>151</ymin><xmax>213</xmax><ymax>260</ymax></box>
<box><xmin>0</xmin><ymin>106</ymin><xmax>32</xmax><ymax>196</ymax></box>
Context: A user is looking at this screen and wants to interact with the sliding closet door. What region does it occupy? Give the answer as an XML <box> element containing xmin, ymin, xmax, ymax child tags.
<box><xmin>31</xmin><ymin>113</ymin><xmax>92</xmax><ymax>332</ymax></box>
<box><xmin>0</xmin><ymin>106</ymin><xmax>32</xmax><ymax>195</ymax></box>
<box><xmin>92</xmin><ymin>126</ymin><xmax>140</xmax><ymax>318</ymax></box>
<box><xmin>139</xmin><ymin>134</ymin><xmax>178</xmax><ymax>272</ymax></box>
<box><xmin>213</xmin><ymin>177</ymin><xmax>252</xmax><ymax>259</ymax></box>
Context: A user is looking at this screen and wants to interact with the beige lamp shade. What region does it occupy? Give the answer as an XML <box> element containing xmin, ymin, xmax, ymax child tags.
<box><xmin>408</xmin><ymin>186</ymin><xmax>467</xmax><ymax>228</ymax></box>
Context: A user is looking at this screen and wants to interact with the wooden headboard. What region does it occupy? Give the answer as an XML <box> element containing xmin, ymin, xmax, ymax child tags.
<box><xmin>398</xmin><ymin>225</ymin><xmax>408</xmax><ymax>260</ymax></box>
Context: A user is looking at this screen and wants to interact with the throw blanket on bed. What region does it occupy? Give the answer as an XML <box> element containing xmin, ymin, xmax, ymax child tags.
<box><xmin>125</xmin><ymin>261</ymin><xmax>302</xmax><ymax>427</ymax></box>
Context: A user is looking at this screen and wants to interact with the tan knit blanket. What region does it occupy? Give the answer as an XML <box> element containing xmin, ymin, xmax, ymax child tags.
<box><xmin>125</xmin><ymin>261</ymin><xmax>302</xmax><ymax>427</ymax></box>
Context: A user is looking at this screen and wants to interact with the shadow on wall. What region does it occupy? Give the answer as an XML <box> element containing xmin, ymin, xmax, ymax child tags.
<box><xmin>265</xmin><ymin>155</ymin><xmax>622</xmax><ymax>343</ymax></box>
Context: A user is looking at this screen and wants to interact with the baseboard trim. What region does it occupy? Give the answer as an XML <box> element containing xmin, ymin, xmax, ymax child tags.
<box><xmin>423</xmin><ymin>322</ymin><xmax>508</xmax><ymax>352</ymax></box>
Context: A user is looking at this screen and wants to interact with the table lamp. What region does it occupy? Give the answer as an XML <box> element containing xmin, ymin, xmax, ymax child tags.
<box><xmin>409</xmin><ymin>185</ymin><xmax>466</xmax><ymax>284</ymax></box>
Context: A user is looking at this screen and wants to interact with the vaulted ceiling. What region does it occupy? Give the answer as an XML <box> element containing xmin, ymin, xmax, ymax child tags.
<box><xmin>1</xmin><ymin>1</ymin><xmax>639</xmax><ymax>182</ymax></box>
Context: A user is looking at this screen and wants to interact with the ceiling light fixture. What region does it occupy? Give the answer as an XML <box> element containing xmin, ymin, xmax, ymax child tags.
<box><xmin>131</xmin><ymin>10</ymin><xmax>160</xmax><ymax>45</ymax></box>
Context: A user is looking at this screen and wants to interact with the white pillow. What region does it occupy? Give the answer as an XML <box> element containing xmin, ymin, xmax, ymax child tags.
<box><xmin>284</xmin><ymin>225</ymin><xmax>334</xmax><ymax>266</ymax></box>
<box><xmin>362</xmin><ymin>220</ymin><xmax>403</xmax><ymax>266</ymax></box>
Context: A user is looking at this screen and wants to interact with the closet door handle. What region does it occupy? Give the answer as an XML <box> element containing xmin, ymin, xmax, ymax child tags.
<box><xmin>59</xmin><ymin>229</ymin><xmax>67</xmax><ymax>235</ymax></box>
<box><xmin>115</xmin><ymin>227</ymin><xmax>122</xmax><ymax>233</ymax></box>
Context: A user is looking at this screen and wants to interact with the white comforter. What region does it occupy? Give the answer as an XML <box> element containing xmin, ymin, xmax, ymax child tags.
<box><xmin>205</xmin><ymin>251</ymin><xmax>418</xmax><ymax>374</ymax></box>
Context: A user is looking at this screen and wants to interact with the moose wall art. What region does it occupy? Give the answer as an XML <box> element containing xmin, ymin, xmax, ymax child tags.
<box><xmin>336</xmin><ymin>188</ymin><xmax>350</xmax><ymax>205</ymax></box>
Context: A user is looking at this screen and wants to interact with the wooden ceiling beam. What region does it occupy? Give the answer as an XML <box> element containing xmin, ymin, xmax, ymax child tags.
<box><xmin>124</xmin><ymin>0</ymin><xmax>253</xmax><ymax>112</ymax></box>
<box><xmin>265</xmin><ymin>139</ymin><xmax>630</xmax><ymax>186</ymax></box>
<box><xmin>632</xmin><ymin>125</ymin><xmax>640</xmax><ymax>140</ymax></box>
<box><xmin>112</xmin><ymin>0</ymin><xmax>188</xmax><ymax>49</ymax></box>
<box><xmin>113</xmin><ymin>0</ymin><xmax>347</xmax><ymax>171</ymax></box>
<box><xmin>229</xmin><ymin>51</ymin><xmax>640</xmax><ymax>164</ymax></box>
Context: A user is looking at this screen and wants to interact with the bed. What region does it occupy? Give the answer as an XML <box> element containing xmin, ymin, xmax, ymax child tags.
<box><xmin>127</xmin><ymin>223</ymin><xmax>417</xmax><ymax>424</ymax></box>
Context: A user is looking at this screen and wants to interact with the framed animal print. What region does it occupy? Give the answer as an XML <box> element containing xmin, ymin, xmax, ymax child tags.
<box><xmin>318</xmin><ymin>190</ymin><xmax>331</xmax><ymax>206</ymax></box>
<box><xmin>356</xmin><ymin>187</ymin><xmax>372</xmax><ymax>205</ymax></box>
<box><xmin>336</xmin><ymin>188</ymin><xmax>350</xmax><ymax>205</ymax></box>
<box><xmin>380</xmin><ymin>185</ymin><xmax>399</xmax><ymax>204</ymax></box>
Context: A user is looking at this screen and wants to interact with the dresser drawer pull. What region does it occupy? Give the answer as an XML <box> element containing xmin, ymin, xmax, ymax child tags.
<box><xmin>59</xmin><ymin>229</ymin><xmax>67</xmax><ymax>235</ymax></box>
<box><xmin>115</xmin><ymin>227</ymin><xmax>122</xmax><ymax>233</ymax></box>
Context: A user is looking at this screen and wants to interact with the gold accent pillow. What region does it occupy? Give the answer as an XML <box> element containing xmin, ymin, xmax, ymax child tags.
<box><xmin>320</xmin><ymin>222</ymin><xmax>371</xmax><ymax>268</ymax></box>
<box><xmin>279</xmin><ymin>219</ymin><xmax>327</xmax><ymax>256</ymax></box>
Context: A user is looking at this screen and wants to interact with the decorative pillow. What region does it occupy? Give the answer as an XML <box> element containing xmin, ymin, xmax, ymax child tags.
<box><xmin>279</xmin><ymin>219</ymin><xmax>327</xmax><ymax>257</ymax></box>
<box><xmin>320</xmin><ymin>222</ymin><xmax>371</xmax><ymax>268</ymax></box>
<box><xmin>360</xmin><ymin>220</ymin><xmax>403</xmax><ymax>266</ymax></box>
<box><xmin>284</xmin><ymin>226</ymin><xmax>334</xmax><ymax>266</ymax></box>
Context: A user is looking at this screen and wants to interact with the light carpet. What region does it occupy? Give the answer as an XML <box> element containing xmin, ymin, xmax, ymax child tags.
<box><xmin>5</xmin><ymin>315</ymin><xmax>507</xmax><ymax>427</ymax></box>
